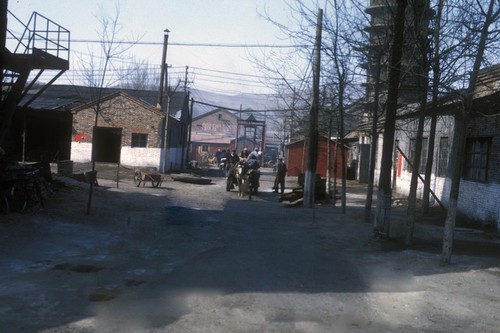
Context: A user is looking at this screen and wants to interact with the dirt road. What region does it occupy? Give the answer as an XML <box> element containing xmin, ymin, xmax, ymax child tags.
<box><xmin>0</xmin><ymin>164</ymin><xmax>499</xmax><ymax>332</ymax></box>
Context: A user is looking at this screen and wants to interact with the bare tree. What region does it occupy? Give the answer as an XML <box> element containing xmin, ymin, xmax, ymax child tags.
<box><xmin>321</xmin><ymin>0</ymin><xmax>367</xmax><ymax>212</ymax></box>
<box><xmin>358</xmin><ymin>0</ymin><xmax>394</xmax><ymax>223</ymax></box>
<box><xmin>119</xmin><ymin>58</ymin><xmax>159</xmax><ymax>90</ymax></box>
<box><xmin>421</xmin><ymin>0</ymin><xmax>445</xmax><ymax>214</ymax></box>
<box><xmin>74</xmin><ymin>3</ymin><xmax>139</xmax><ymax>214</ymax></box>
<box><xmin>250</xmin><ymin>5</ymin><xmax>315</xmax><ymax>144</ymax></box>
<box><xmin>374</xmin><ymin>0</ymin><xmax>408</xmax><ymax>237</ymax></box>
<box><xmin>257</xmin><ymin>0</ymin><xmax>368</xmax><ymax>208</ymax></box>
<box><xmin>405</xmin><ymin>0</ymin><xmax>433</xmax><ymax>244</ymax></box>
<box><xmin>441</xmin><ymin>0</ymin><xmax>500</xmax><ymax>264</ymax></box>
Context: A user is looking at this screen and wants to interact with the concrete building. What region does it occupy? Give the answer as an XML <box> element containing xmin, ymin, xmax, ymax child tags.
<box><xmin>370</xmin><ymin>65</ymin><xmax>500</xmax><ymax>228</ymax></box>
<box><xmin>396</xmin><ymin>66</ymin><xmax>499</xmax><ymax>227</ymax></box>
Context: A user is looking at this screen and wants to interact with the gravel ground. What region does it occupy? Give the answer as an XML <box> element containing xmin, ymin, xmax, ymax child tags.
<box><xmin>0</xmin><ymin>162</ymin><xmax>499</xmax><ymax>333</ymax></box>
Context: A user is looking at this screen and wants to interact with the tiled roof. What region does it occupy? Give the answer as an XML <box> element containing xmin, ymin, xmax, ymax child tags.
<box><xmin>20</xmin><ymin>84</ymin><xmax>187</xmax><ymax>114</ymax></box>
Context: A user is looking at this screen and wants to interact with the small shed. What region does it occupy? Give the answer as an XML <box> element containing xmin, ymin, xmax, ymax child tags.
<box><xmin>285</xmin><ymin>136</ymin><xmax>349</xmax><ymax>177</ymax></box>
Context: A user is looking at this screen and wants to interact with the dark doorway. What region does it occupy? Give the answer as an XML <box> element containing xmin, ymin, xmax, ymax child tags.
<box><xmin>11</xmin><ymin>109</ymin><xmax>72</xmax><ymax>162</ymax></box>
<box><xmin>91</xmin><ymin>126</ymin><xmax>122</xmax><ymax>163</ymax></box>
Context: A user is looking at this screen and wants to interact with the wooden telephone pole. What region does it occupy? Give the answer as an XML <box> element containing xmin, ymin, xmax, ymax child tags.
<box><xmin>157</xmin><ymin>29</ymin><xmax>170</xmax><ymax>173</ymax></box>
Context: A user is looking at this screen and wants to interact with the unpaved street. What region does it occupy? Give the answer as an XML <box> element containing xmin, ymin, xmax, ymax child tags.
<box><xmin>0</xmin><ymin>164</ymin><xmax>499</xmax><ymax>332</ymax></box>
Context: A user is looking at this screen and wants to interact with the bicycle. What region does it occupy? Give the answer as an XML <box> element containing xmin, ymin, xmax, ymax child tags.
<box><xmin>0</xmin><ymin>168</ymin><xmax>44</xmax><ymax>214</ymax></box>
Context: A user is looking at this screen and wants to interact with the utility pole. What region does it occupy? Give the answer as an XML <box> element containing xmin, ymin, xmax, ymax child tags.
<box><xmin>1</xmin><ymin>0</ymin><xmax>7</xmax><ymax>91</ymax></box>
<box><xmin>157</xmin><ymin>29</ymin><xmax>170</xmax><ymax>173</ymax></box>
<box><xmin>183</xmin><ymin>66</ymin><xmax>189</xmax><ymax>92</ymax></box>
<box><xmin>184</xmin><ymin>94</ymin><xmax>194</xmax><ymax>167</ymax></box>
<box><xmin>157</xmin><ymin>29</ymin><xmax>170</xmax><ymax>109</ymax></box>
<box><xmin>303</xmin><ymin>9</ymin><xmax>323</xmax><ymax>208</ymax></box>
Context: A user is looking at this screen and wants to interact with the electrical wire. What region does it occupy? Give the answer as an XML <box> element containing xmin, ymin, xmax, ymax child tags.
<box><xmin>68</xmin><ymin>39</ymin><xmax>303</xmax><ymax>48</ymax></box>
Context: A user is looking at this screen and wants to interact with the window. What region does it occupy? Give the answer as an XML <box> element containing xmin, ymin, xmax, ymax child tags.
<box><xmin>464</xmin><ymin>137</ymin><xmax>491</xmax><ymax>182</ymax></box>
<box><xmin>407</xmin><ymin>138</ymin><xmax>428</xmax><ymax>174</ymax></box>
<box><xmin>131</xmin><ymin>133</ymin><xmax>148</xmax><ymax>148</ymax></box>
<box><xmin>437</xmin><ymin>137</ymin><xmax>449</xmax><ymax>177</ymax></box>
<box><xmin>201</xmin><ymin>144</ymin><xmax>209</xmax><ymax>153</ymax></box>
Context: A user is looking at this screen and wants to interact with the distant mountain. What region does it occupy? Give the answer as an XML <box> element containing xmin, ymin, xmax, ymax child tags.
<box><xmin>22</xmin><ymin>84</ymin><xmax>285</xmax><ymax>125</ymax></box>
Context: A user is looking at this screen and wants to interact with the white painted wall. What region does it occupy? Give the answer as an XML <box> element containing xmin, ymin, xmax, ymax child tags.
<box><xmin>369</xmin><ymin>115</ymin><xmax>500</xmax><ymax>227</ymax></box>
<box><xmin>71</xmin><ymin>142</ymin><xmax>180</xmax><ymax>170</ymax></box>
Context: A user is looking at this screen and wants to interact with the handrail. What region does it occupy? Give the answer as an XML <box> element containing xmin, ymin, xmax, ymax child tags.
<box><xmin>6</xmin><ymin>9</ymin><xmax>70</xmax><ymax>62</ymax></box>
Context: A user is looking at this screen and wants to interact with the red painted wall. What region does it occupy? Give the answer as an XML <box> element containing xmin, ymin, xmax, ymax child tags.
<box><xmin>285</xmin><ymin>137</ymin><xmax>349</xmax><ymax>177</ymax></box>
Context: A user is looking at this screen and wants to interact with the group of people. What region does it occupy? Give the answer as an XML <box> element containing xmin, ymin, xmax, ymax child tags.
<box><xmin>218</xmin><ymin>147</ymin><xmax>287</xmax><ymax>194</ymax></box>
<box><xmin>221</xmin><ymin>147</ymin><xmax>261</xmax><ymax>172</ymax></box>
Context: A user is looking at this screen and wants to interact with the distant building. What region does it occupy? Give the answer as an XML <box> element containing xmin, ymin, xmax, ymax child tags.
<box><xmin>189</xmin><ymin>108</ymin><xmax>238</xmax><ymax>163</ymax></box>
<box><xmin>285</xmin><ymin>136</ymin><xmax>349</xmax><ymax>178</ymax></box>
<box><xmin>363</xmin><ymin>0</ymin><xmax>431</xmax><ymax>106</ymax></box>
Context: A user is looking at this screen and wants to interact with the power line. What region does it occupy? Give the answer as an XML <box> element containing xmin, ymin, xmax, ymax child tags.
<box><xmin>68</xmin><ymin>39</ymin><xmax>303</xmax><ymax>48</ymax></box>
<box><xmin>192</xmin><ymin>99</ymin><xmax>307</xmax><ymax>113</ymax></box>
<box><xmin>190</xmin><ymin>66</ymin><xmax>274</xmax><ymax>79</ymax></box>
<box><xmin>192</xmin><ymin>72</ymin><xmax>267</xmax><ymax>85</ymax></box>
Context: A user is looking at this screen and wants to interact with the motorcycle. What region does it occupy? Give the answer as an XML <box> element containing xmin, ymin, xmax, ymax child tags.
<box><xmin>219</xmin><ymin>157</ymin><xmax>227</xmax><ymax>171</ymax></box>
<box><xmin>247</xmin><ymin>168</ymin><xmax>260</xmax><ymax>200</ymax></box>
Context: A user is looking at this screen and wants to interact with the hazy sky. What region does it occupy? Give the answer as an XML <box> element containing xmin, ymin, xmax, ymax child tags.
<box><xmin>7</xmin><ymin>0</ymin><xmax>319</xmax><ymax>95</ymax></box>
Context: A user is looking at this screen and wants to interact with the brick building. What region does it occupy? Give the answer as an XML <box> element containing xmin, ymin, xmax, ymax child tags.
<box><xmin>12</xmin><ymin>85</ymin><xmax>189</xmax><ymax>170</ymax></box>
<box><xmin>71</xmin><ymin>91</ymin><xmax>183</xmax><ymax>169</ymax></box>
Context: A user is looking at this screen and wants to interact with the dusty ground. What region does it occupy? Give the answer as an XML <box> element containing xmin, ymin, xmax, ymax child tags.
<box><xmin>0</xmin><ymin>162</ymin><xmax>499</xmax><ymax>333</ymax></box>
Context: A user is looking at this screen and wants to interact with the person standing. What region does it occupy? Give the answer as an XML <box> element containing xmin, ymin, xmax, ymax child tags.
<box><xmin>273</xmin><ymin>157</ymin><xmax>287</xmax><ymax>194</ymax></box>
<box><xmin>226</xmin><ymin>149</ymin><xmax>240</xmax><ymax>165</ymax></box>
<box><xmin>225</xmin><ymin>149</ymin><xmax>240</xmax><ymax>188</ymax></box>
<box><xmin>246</xmin><ymin>148</ymin><xmax>261</xmax><ymax>170</ymax></box>
<box><xmin>240</xmin><ymin>147</ymin><xmax>250</xmax><ymax>158</ymax></box>
<box><xmin>215</xmin><ymin>149</ymin><xmax>224</xmax><ymax>167</ymax></box>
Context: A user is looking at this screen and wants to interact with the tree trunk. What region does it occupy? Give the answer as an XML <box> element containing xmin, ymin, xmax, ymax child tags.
<box><xmin>406</xmin><ymin>98</ymin><xmax>427</xmax><ymax>245</ymax></box>
<box><xmin>441</xmin><ymin>0</ymin><xmax>498</xmax><ymax>264</ymax></box>
<box><xmin>338</xmin><ymin>84</ymin><xmax>347</xmax><ymax>213</ymax></box>
<box><xmin>374</xmin><ymin>0</ymin><xmax>408</xmax><ymax>237</ymax></box>
<box><xmin>423</xmin><ymin>0</ymin><xmax>444</xmax><ymax>214</ymax></box>
<box><xmin>303</xmin><ymin>9</ymin><xmax>323</xmax><ymax>208</ymax></box>
<box><xmin>406</xmin><ymin>0</ymin><xmax>431</xmax><ymax>245</ymax></box>
<box><xmin>326</xmin><ymin>114</ymin><xmax>332</xmax><ymax>199</ymax></box>
<box><xmin>422</xmin><ymin>114</ymin><xmax>437</xmax><ymax>213</ymax></box>
<box><xmin>364</xmin><ymin>56</ymin><xmax>382</xmax><ymax>223</ymax></box>
<box><xmin>441</xmin><ymin>114</ymin><xmax>466</xmax><ymax>264</ymax></box>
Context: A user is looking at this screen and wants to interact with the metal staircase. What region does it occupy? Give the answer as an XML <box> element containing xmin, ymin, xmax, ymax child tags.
<box><xmin>1</xmin><ymin>10</ymin><xmax>70</xmax><ymax>145</ymax></box>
